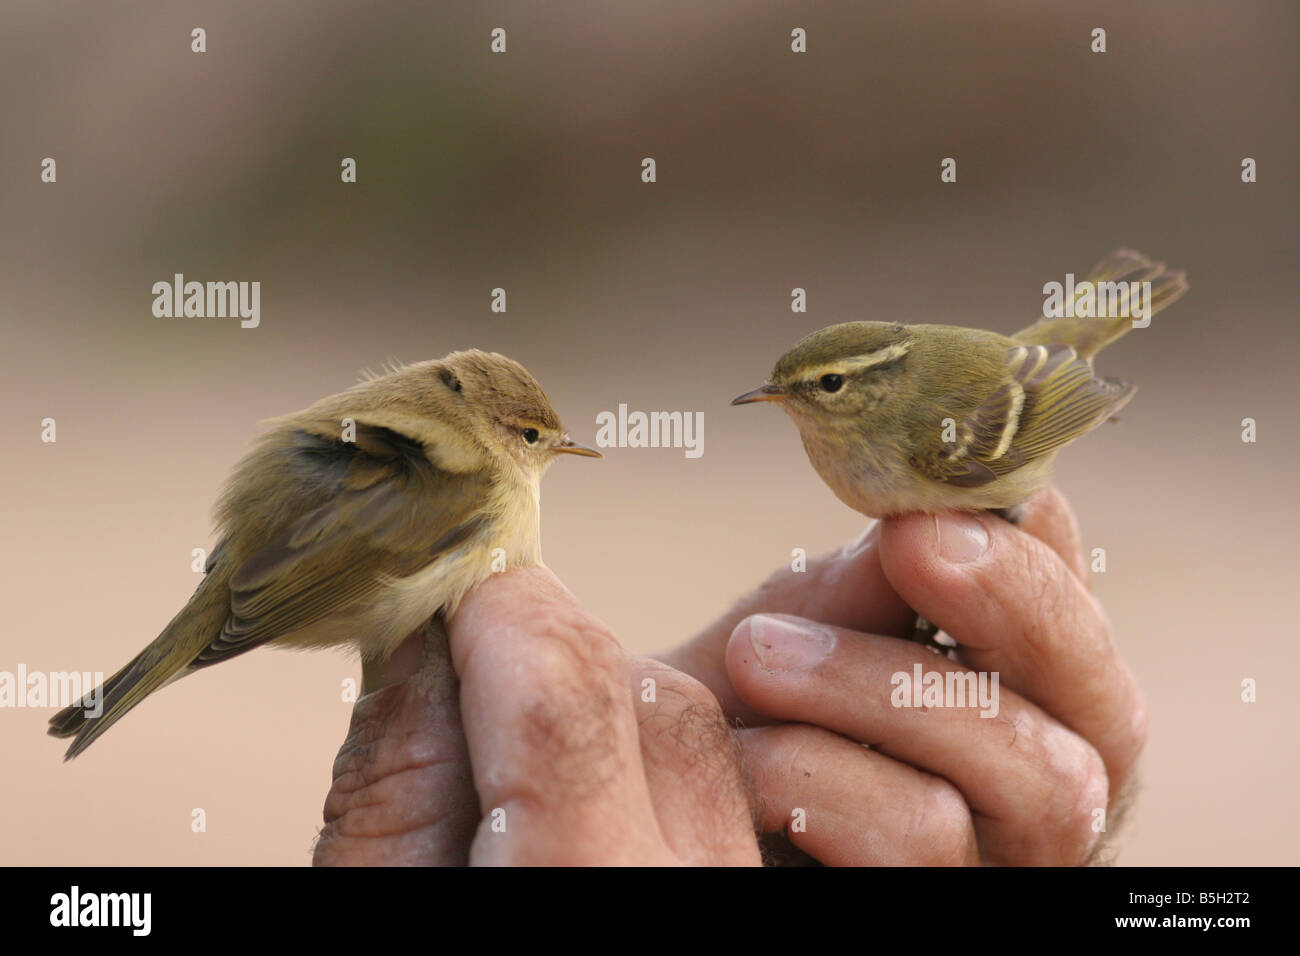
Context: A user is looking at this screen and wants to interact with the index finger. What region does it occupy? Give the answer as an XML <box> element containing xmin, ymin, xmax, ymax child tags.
<box><xmin>446</xmin><ymin>566</ymin><xmax>672</xmax><ymax>865</ymax></box>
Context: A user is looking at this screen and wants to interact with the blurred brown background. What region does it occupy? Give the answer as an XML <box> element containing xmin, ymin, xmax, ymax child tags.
<box><xmin>1</xmin><ymin>1</ymin><xmax>1295</xmax><ymax>865</ymax></box>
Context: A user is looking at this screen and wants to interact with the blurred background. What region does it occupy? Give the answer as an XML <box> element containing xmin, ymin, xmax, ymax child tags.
<box><xmin>1</xmin><ymin>1</ymin><xmax>1295</xmax><ymax>865</ymax></box>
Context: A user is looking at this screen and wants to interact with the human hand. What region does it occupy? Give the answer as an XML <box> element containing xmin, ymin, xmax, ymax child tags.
<box><xmin>314</xmin><ymin>567</ymin><xmax>760</xmax><ymax>865</ymax></box>
<box><xmin>661</xmin><ymin>487</ymin><xmax>1147</xmax><ymax>865</ymax></box>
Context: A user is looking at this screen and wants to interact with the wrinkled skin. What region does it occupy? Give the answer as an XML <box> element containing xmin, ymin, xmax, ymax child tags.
<box><xmin>314</xmin><ymin>487</ymin><xmax>1146</xmax><ymax>866</ymax></box>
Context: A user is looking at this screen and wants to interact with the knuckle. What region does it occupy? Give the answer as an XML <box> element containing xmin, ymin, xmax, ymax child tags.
<box><xmin>652</xmin><ymin>664</ymin><xmax>725</xmax><ymax>718</ymax></box>
<box><xmin>512</xmin><ymin>680</ymin><xmax>625</xmax><ymax>801</ymax></box>
<box><xmin>1037</xmin><ymin>486</ymin><xmax>1081</xmax><ymax>543</ymax></box>
<box><xmin>1128</xmin><ymin>692</ymin><xmax>1150</xmax><ymax>758</ymax></box>
<box><xmin>908</xmin><ymin>778</ymin><xmax>976</xmax><ymax>866</ymax></box>
<box><xmin>996</xmin><ymin>539</ymin><xmax>1079</xmax><ymax>665</ymax></box>
<box><xmin>1113</xmin><ymin>679</ymin><xmax>1150</xmax><ymax>758</ymax></box>
<box><xmin>530</xmin><ymin>611</ymin><xmax>627</xmax><ymax>686</ymax></box>
<box><xmin>1022</xmin><ymin>541</ymin><xmax>1068</xmax><ymax>617</ymax></box>
<box><xmin>1038</xmin><ymin>733</ymin><xmax>1110</xmax><ymax>864</ymax></box>
<box><xmin>1100</xmin><ymin>683</ymin><xmax>1149</xmax><ymax>793</ymax></box>
<box><xmin>636</xmin><ymin>661</ymin><xmax>739</xmax><ymax>772</ymax></box>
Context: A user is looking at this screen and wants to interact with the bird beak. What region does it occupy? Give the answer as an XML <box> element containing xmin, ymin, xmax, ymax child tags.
<box><xmin>730</xmin><ymin>384</ymin><xmax>787</xmax><ymax>405</ymax></box>
<box><xmin>554</xmin><ymin>436</ymin><xmax>603</xmax><ymax>458</ymax></box>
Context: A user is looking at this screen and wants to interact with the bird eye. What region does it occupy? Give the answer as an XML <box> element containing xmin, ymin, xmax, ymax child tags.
<box><xmin>521</xmin><ymin>428</ymin><xmax>540</xmax><ymax>445</ymax></box>
<box><xmin>819</xmin><ymin>373</ymin><xmax>844</xmax><ymax>393</ymax></box>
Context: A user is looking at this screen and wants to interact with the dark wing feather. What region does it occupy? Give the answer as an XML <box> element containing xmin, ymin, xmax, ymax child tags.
<box><xmin>193</xmin><ymin>424</ymin><xmax>490</xmax><ymax>667</ymax></box>
<box><xmin>916</xmin><ymin>344</ymin><xmax>1135</xmax><ymax>488</ymax></box>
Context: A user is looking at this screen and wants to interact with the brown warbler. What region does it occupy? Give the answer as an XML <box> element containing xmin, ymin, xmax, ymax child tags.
<box><xmin>49</xmin><ymin>350</ymin><xmax>599</xmax><ymax>758</ymax></box>
<box><xmin>732</xmin><ymin>249</ymin><xmax>1187</xmax><ymax>519</ymax></box>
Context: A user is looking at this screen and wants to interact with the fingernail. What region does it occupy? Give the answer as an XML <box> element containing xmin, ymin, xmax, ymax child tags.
<box><xmin>747</xmin><ymin>614</ymin><xmax>834</xmax><ymax>671</ymax></box>
<box><xmin>935</xmin><ymin>512</ymin><xmax>989</xmax><ymax>564</ymax></box>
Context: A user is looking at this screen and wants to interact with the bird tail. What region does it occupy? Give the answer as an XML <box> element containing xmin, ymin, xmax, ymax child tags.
<box><xmin>1013</xmin><ymin>249</ymin><xmax>1188</xmax><ymax>359</ymax></box>
<box><xmin>46</xmin><ymin>648</ymin><xmax>175</xmax><ymax>759</ymax></box>
<box><xmin>48</xmin><ymin>579</ymin><xmax>227</xmax><ymax>759</ymax></box>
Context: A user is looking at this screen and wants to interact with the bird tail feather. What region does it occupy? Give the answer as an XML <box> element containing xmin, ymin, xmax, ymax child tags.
<box><xmin>1014</xmin><ymin>249</ymin><xmax>1188</xmax><ymax>359</ymax></box>
<box><xmin>47</xmin><ymin>582</ymin><xmax>226</xmax><ymax>759</ymax></box>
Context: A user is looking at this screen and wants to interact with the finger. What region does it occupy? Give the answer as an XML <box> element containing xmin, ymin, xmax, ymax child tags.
<box><xmin>727</xmin><ymin>615</ymin><xmax>1109</xmax><ymax>865</ymax></box>
<box><xmin>879</xmin><ymin>511</ymin><xmax>1148</xmax><ymax>796</ymax></box>
<box><xmin>447</xmin><ymin>567</ymin><xmax>673</xmax><ymax>865</ymax></box>
<box><xmin>626</xmin><ymin>659</ymin><xmax>761</xmax><ymax>865</ymax></box>
<box><xmin>315</xmin><ymin>622</ymin><xmax>478</xmax><ymax>866</ymax></box>
<box><xmin>661</xmin><ymin>524</ymin><xmax>914</xmax><ymax>720</ymax></box>
<box><xmin>740</xmin><ymin>724</ymin><xmax>978</xmax><ymax>866</ymax></box>
<box><xmin>1010</xmin><ymin>486</ymin><xmax>1088</xmax><ymax>584</ymax></box>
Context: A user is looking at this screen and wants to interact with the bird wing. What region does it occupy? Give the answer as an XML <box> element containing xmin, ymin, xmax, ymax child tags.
<box><xmin>193</xmin><ymin>423</ymin><xmax>491</xmax><ymax>667</ymax></box>
<box><xmin>912</xmin><ymin>344</ymin><xmax>1136</xmax><ymax>488</ymax></box>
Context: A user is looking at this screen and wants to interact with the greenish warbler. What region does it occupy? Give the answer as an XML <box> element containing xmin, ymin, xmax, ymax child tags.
<box><xmin>732</xmin><ymin>249</ymin><xmax>1188</xmax><ymax>520</ymax></box>
<box><xmin>49</xmin><ymin>350</ymin><xmax>599</xmax><ymax>759</ymax></box>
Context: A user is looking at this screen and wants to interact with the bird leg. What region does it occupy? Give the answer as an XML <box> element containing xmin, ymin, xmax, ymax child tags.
<box><xmin>910</xmin><ymin>615</ymin><xmax>951</xmax><ymax>654</ymax></box>
<box><xmin>989</xmin><ymin>503</ymin><xmax>1026</xmax><ymax>525</ymax></box>
<box><xmin>360</xmin><ymin>615</ymin><xmax>450</xmax><ymax>696</ymax></box>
